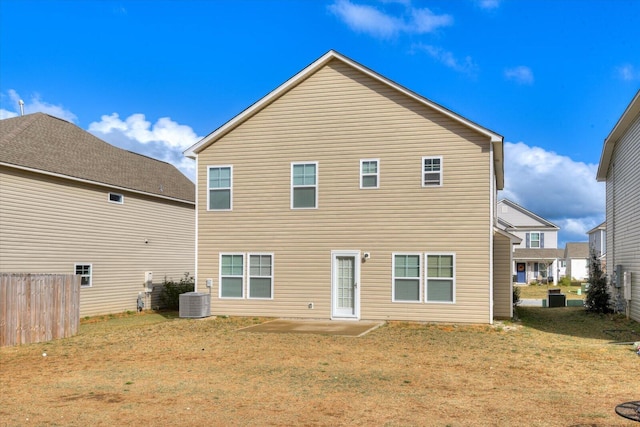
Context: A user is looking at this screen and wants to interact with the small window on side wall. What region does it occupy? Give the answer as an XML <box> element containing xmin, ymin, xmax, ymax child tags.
<box><xmin>291</xmin><ymin>162</ymin><xmax>317</xmax><ymax>209</ymax></box>
<box><xmin>108</xmin><ymin>193</ymin><xmax>123</xmax><ymax>204</ymax></box>
<box><xmin>360</xmin><ymin>159</ymin><xmax>379</xmax><ymax>189</ymax></box>
<box><xmin>75</xmin><ymin>263</ymin><xmax>92</xmax><ymax>287</ymax></box>
<box><xmin>422</xmin><ymin>156</ymin><xmax>442</xmax><ymax>187</ymax></box>
<box><xmin>208</xmin><ymin>166</ymin><xmax>232</xmax><ymax>210</ymax></box>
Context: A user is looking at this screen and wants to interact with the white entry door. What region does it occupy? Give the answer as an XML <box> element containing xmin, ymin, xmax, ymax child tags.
<box><xmin>331</xmin><ymin>251</ymin><xmax>360</xmax><ymax>319</ymax></box>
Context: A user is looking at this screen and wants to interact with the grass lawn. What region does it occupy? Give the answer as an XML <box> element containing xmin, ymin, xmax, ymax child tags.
<box><xmin>518</xmin><ymin>284</ymin><xmax>585</xmax><ymax>300</ymax></box>
<box><xmin>1</xmin><ymin>308</ymin><xmax>639</xmax><ymax>426</ymax></box>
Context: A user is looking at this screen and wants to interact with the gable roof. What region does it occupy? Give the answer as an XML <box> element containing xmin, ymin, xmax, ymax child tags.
<box><xmin>597</xmin><ymin>89</ymin><xmax>640</xmax><ymax>181</ymax></box>
<box><xmin>497</xmin><ymin>199</ymin><xmax>559</xmax><ymax>229</ymax></box>
<box><xmin>586</xmin><ymin>221</ymin><xmax>606</xmax><ymax>235</ymax></box>
<box><xmin>564</xmin><ymin>242</ymin><xmax>590</xmax><ymax>259</ymax></box>
<box><xmin>184</xmin><ymin>50</ymin><xmax>505</xmax><ymax>189</ymax></box>
<box><xmin>0</xmin><ymin>113</ymin><xmax>194</xmax><ymax>203</ymax></box>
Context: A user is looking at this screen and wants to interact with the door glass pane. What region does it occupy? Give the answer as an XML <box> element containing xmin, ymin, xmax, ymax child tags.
<box><xmin>337</xmin><ymin>257</ymin><xmax>354</xmax><ymax>309</ymax></box>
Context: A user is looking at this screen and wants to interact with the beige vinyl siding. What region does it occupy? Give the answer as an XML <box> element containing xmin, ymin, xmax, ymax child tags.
<box><xmin>0</xmin><ymin>166</ymin><xmax>195</xmax><ymax>317</ymax></box>
<box><xmin>197</xmin><ymin>59</ymin><xmax>493</xmax><ymax>323</ymax></box>
<box><xmin>492</xmin><ymin>232</ymin><xmax>513</xmax><ymax>319</ymax></box>
<box><xmin>606</xmin><ymin>111</ymin><xmax>640</xmax><ymax>322</ymax></box>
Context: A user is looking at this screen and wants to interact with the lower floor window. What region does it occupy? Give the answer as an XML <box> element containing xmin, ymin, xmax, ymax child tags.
<box><xmin>220</xmin><ymin>253</ymin><xmax>274</xmax><ymax>299</ymax></box>
<box><xmin>74</xmin><ymin>263</ymin><xmax>92</xmax><ymax>287</ymax></box>
<box><xmin>393</xmin><ymin>254</ymin><xmax>421</xmax><ymax>302</ymax></box>
<box><xmin>220</xmin><ymin>254</ymin><xmax>244</xmax><ymax>298</ymax></box>
<box><xmin>426</xmin><ymin>254</ymin><xmax>455</xmax><ymax>303</ymax></box>
<box><xmin>392</xmin><ymin>253</ymin><xmax>456</xmax><ymax>303</ymax></box>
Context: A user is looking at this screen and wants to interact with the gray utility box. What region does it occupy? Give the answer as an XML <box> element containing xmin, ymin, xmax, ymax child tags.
<box><xmin>179</xmin><ymin>292</ymin><xmax>211</xmax><ymax>318</ymax></box>
<box><xmin>547</xmin><ymin>288</ymin><xmax>566</xmax><ymax>308</ymax></box>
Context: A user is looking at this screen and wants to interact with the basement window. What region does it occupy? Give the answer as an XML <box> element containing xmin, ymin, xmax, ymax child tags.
<box><xmin>108</xmin><ymin>193</ymin><xmax>124</xmax><ymax>204</ymax></box>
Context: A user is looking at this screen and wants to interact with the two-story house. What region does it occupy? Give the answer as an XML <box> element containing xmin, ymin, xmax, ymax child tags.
<box><xmin>497</xmin><ymin>199</ymin><xmax>563</xmax><ymax>284</ymax></box>
<box><xmin>587</xmin><ymin>221</ymin><xmax>606</xmax><ymax>269</ymax></box>
<box><xmin>597</xmin><ymin>90</ymin><xmax>639</xmax><ymax>321</ymax></box>
<box><xmin>0</xmin><ymin>113</ymin><xmax>195</xmax><ymax>317</ymax></box>
<box><xmin>185</xmin><ymin>50</ymin><xmax>518</xmax><ymax>324</ymax></box>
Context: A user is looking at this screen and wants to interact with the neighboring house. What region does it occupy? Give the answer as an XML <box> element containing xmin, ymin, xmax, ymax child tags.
<box><xmin>564</xmin><ymin>242</ymin><xmax>589</xmax><ymax>281</ymax></box>
<box><xmin>0</xmin><ymin>113</ymin><xmax>195</xmax><ymax>317</ymax></box>
<box><xmin>587</xmin><ymin>221</ymin><xmax>606</xmax><ymax>269</ymax></box>
<box><xmin>184</xmin><ymin>50</ymin><xmax>519</xmax><ymax>324</ymax></box>
<box><xmin>497</xmin><ymin>199</ymin><xmax>563</xmax><ymax>284</ymax></box>
<box><xmin>596</xmin><ymin>89</ymin><xmax>640</xmax><ymax>321</ymax></box>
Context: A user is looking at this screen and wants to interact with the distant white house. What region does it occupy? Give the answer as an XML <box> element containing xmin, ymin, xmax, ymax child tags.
<box><xmin>587</xmin><ymin>221</ymin><xmax>606</xmax><ymax>269</ymax></box>
<box><xmin>564</xmin><ymin>242</ymin><xmax>589</xmax><ymax>281</ymax></box>
<box><xmin>596</xmin><ymin>90</ymin><xmax>640</xmax><ymax>321</ymax></box>
<box><xmin>497</xmin><ymin>199</ymin><xmax>563</xmax><ymax>284</ymax></box>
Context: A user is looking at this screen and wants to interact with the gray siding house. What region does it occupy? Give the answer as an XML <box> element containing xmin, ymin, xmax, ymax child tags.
<box><xmin>597</xmin><ymin>90</ymin><xmax>640</xmax><ymax>321</ymax></box>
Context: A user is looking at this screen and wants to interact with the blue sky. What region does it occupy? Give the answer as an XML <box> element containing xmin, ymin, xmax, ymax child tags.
<box><xmin>1</xmin><ymin>0</ymin><xmax>639</xmax><ymax>246</ymax></box>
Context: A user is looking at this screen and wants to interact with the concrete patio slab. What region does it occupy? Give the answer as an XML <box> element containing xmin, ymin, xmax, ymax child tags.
<box><xmin>238</xmin><ymin>319</ymin><xmax>384</xmax><ymax>337</ymax></box>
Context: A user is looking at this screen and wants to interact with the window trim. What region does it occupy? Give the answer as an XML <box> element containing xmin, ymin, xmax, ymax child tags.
<box><xmin>529</xmin><ymin>232</ymin><xmax>541</xmax><ymax>248</ymax></box>
<box><xmin>219</xmin><ymin>253</ymin><xmax>245</xmax><ymax>299</ymax></box>
<box><xmin>248</xmin><ymin>253</ymin><xmax>274</xmax><ymax>300</ymax></box>
<box><xmin>422</xmin><ymin>156</ymin><xmax>443</xmax><ymax>187</ymax></box>
<box><xmin>108</xmin><ymin>193</ymin><xmax>124</xmax><ymax>204</ymax></box>
<box><xmin>74</xmin><ymin>263</ymin><xmax>92</xmax><ymax>288</ymax></box>
<box><xmin>391</xmin><ymin>252</ymin><xmax>422</xmax><ymax>303</ymax></box>
<box><xmin>207</xmin><ymin>165</ymin><xmax>233</xmax><ymax>211</ymax></box>
<box><xmin>425</xmin><ymin>253</ymin><xmax>456</xmax><ymax>304</ymax></box>
<box><xmin>291</xmin><ymin>161</ymin><xmax>318</xmax><ymax>210</ymax></box>
<box><xmin>360</xmin><ymin>158</ymin><xmax>380</xmax><ymax>189</ymax></box>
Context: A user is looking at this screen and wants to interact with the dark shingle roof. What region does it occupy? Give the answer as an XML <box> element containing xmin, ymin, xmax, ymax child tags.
<box><xmin>564</xmin><ymin>242</ymin><xmax>590</xmax><ymax>259</ymax></box>
<box><xmin>0</xmin><ymin>113</ymin><xmax>194</xmax><ymax>203</ymax></box>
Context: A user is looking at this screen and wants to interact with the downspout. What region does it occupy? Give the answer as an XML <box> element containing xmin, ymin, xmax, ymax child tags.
<box><xmin>194</xmin><ymin>155</ymin><xmax>199</xmax><ymax>292</ymax></box>
<box><xmin>489</xmin><ymin>141</ymin><xmax>495</xmax><ymax>324</ymax></box>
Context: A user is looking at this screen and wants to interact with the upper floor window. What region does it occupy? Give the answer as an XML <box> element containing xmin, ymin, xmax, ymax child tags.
<box><xmin>74</xmin><ymin>263</ymin><xmax>92</xmax><ymax>287</ymax></box>
<box><xmin>422</xmin><ymin>156</ymin><xmax>442</xmax><ymax>187</ymax></box>
<box><xmin>360</xmin><ymin>159</ymin><xmax>379</xmax><ymax>189</ymax></box>
<box><xmin>108</xmin><ymin>193</ymin><xmax>123</xmax><ymax>204</ymax></box>
<box><xmin>208</xmin><ymin>166</ymin><xmax>232</xmax><ymax>210</ymax></box>
<box><xmin>291</xmin><ymin>162</ymin><xmax>317</xmax><ymax>209</ymax></box>
<box><xmin>527</xmin><ymin>232</ymin><xmax>543</xmax><ymax>248</ymax></box>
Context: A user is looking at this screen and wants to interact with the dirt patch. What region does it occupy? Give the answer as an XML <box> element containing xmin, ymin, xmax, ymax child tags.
<box><xmin>1</xmin><ymin>309</ymin><xmax>638</xmax><ymax>426</ymax></box>
<box><xmin>238</xmin><ymin>319</ymin><xmax>383</xmax><ymax>336</ymax></box>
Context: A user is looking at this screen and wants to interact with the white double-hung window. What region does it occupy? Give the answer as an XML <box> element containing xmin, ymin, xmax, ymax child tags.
<box><xmin>291</xmin><ymin>162</ymin><xmax>317</xmax><ymax>209</ymax></box>
<box><xmin>392</xmin><ymin>254</ymin><xmax>421</xmax><ymax>302</ymax></box>
<box><xmin>248</xmin><ymin>254</ymin><xmax>273</xmax><ymax>299</ymax></box>
<box><xmin>219</xmin><ymin>254</ymin><xmax>244</xmax><ymax>298</ymax></box>
<box><xmin>422</xmin><ymin>156</ymin><xmax>442</xmax><ymax>187</ymax></box>
<box><xmin>426</xmin><ymin>254</ymin><xmax>455</xmax><ymax>303</ymax></box>
<box><xmin>208</xmin><ymin>166</ymin><xmax>232</xmax><ymax>210</ymax></box>
<box><xmin>360</xmin><ymin>159</ymin><xmax>379</xmax><ymax>189</ymax></box>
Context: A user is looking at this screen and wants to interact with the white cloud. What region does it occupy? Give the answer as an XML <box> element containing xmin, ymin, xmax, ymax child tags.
<box><xmin>0</xmin><ymin>89</ymin><xmax>78</xmax><ymax>122</ymax></box>
<box><xmin>505</xmin><ymin>66</ymin><xmax>534</xmax><ymax>85</ymax></box>
<box><xmin>328</xmin><ymin>0</ymin><xmax>452</xmax><ymax>38</ymax></box>
<box><xmin>499</xmin><ymin>141</ymin><xmax>605</xmax><ymax>246</ymax></box>
<box><xmin>411</xmin><ymin>43</ymin><xmax>478</xmax><ymax>75</ymax></box>
<box><xmin>477</xmin><ymin>0</ymin><xmax>500</xmax><ymax>10</ymax></box>
<box><xmin>616</xmin><ymin>64</ymin><xmax>640</xmax><ymax>81</ymax></box>
<box><xmin>89</xmin><ymin>113</ymin><xmax>200</xmax><ymax>180</ymax></box>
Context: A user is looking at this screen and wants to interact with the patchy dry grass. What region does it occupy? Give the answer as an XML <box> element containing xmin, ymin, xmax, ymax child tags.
<box><xmin>1</xmin><ymin>308</ymin><xmax>638</xmax><ymax>426</ymax></box>
<box><xmin>518</xmin><ymin>284</ymin><xmax>585</xmax><ymax>300</ymax></box>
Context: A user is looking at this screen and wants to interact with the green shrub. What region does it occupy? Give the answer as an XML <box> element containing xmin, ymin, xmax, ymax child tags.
<box><xmin>584</xmin><ymin>251</ymin><xmax>612</xmax><ymax>314</ymax></box>
<box><xmin>513</xmin><ymin>286</ymin><xmax>521</xmax><ymax>306</ymax></box>
<box><xmin>159</xmin><ymin>273</ymin><xmax>194</xmax><ymax>310</ymax></box>
<box><xmin>558</xmin><ymin>276</ymin><xmax>571</xmax><ymax>287</ymax></box>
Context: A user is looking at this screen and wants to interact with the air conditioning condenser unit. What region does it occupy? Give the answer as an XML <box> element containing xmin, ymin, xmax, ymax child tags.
<box><xmin>179</xmin><ymin>292</ymin><xmax>211</xmax><ymax>318</ymax></box>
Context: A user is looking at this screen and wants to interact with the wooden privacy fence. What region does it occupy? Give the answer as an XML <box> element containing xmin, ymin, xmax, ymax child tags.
<box><xmin>0</xmin><ymin>273</ymin><xmax>81</xmax><ymax>347</ymax></box>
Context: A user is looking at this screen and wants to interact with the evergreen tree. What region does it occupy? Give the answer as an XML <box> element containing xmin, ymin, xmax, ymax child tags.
<box><xmin>584</xmin><ymin>250</ymin><xmax>612</xmax><ymax>314</ymax></box>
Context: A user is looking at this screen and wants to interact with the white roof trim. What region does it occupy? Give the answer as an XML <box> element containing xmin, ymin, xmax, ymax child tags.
<box><xmin>497</xmin><ymin>199</ymin><xmax>559</xmax><ymax>229</ymax></box>
<box><xmin>597</xmin><ymin>89</ymin><xmax>640</xmax><ymax>181</ymax></box>
<box><xmin>494</xmin><ymin>226</ymin><xmax>522</xmax><ymax>244</ymax></box>
<box><xmin>184</xmin><ymin>51</ymin><xmax>504</xmax><ymax>184</ymax></box>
